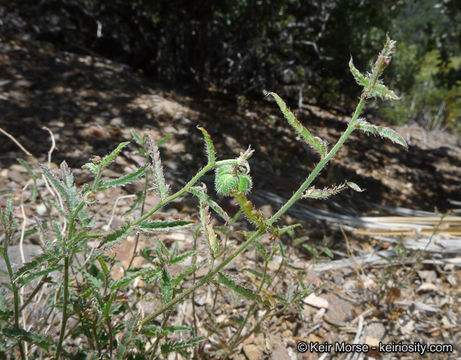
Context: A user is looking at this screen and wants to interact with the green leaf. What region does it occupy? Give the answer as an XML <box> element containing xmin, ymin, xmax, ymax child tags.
<box><xmin>82</xmin><ymin>271</ymin><xmax>104</xmax><ymax>289</ymax></box>
<box><xmin>303</xmin><ymin>244</ymin><xmax>318</xmax><ymax>257</ymax></box>
<box><xmin>188</xmin><ymin>185</ymin><xmax>229</xmax><ymax>223</ymax></box>
<box><xmin>110</xmin><ymin>268</ymin><xmax>157</xmax><ymax>290</ymax></box>
<box><xmin>97</xmin><ymin>256</ymin><xmax>110</xmax><ymax>277</ymax></box>
<box><xmin>138</xmin><ymin>220</ymin><xmax>193</xmax><ymax>232</ymax></box>
<box><xmin>160</xmin><ymin>268</ymin><xmax>173</xmax><ymax>305</ymax></box>
<box><xmin>16</xmin><ymin>265</ymin><xmax>62</xmax><ymax>286</ymax></box>
<box><xmin>197</xmin><ymin>126</ymin><xmax>216</xmax><ymax>164</ymax></box>
<box><xmin>40</xmin><ymin>164</ymin><xmax>70</xmax><ymax>208</ymax></box>
<box><xmin>0</xmin><ymin>328</ymin><xmax>52</xmax><ymax>350</ymax></box>
<box><xmin>157</xmin><ymin>239</ymin><xmax>171</xmax><ymax>259</ymax></box>
<box><xmin>355</xmin><ymin>119</ymin><xmax>407</xmax><ymax>149</ymax></box>
<box><xmin>170</xmin><ymin>250</ymin><xmax>197</xmax><ymax>265</ymax></box>
<box><xmin>147</xmin><ymin>135</ymin><xmax>169</xmax><ymax>199</ymax></box>
<box><xmin>345</xmin><ymin>181</ymin><xmax>364</xmax><ymax>193</ymax></box>
<box><xmin>82</xmin><ymin>162</ymin><xmax>99</xmax><ymax>175</ymax></box>
<box><xmin>115</xmin><ymin>315</ymin><xmax>139</xmax><ymax>360</ymax></box>
<box><xmin>217</xmin><ymin>273</ymin><xmax>262</xmax><ymax>304</ymax></box>
<box><xmin>207</xmin><ymin>223</ymin><xmax>220</xmax><ymax>259</ymax></box>
<box><xmin>199</xmin><ymin>200</ymin><xmax>220</xmax><ymax>259</ymax></box>
<box><xmin>172</xmin><ymin>264</ymin><xmax>197</xmax><ymax>287</ymax></box>
<box><xmin>102</xmin><ymin>293</ymin><xmax>116</xmax><ymax>317</ymax></box>
<box><xmin>269</xmin><ymin>92</ymin><xmax>326</xmax><ymax>156</ymax></box>
<box><xmin>47</xmin><ymin>199</ymin><xmax>69</xmax><ymax>221</ymax></box>
<box><xmin>165</xmin><ymin>326</ymin><xmax>192</xmax><ymax>333</ymax></box>
<box><xmin>302</xmin><ymin>183</ymin><xmax>348</xmax><ymax>199</ymax></box>
<box><xmin>100</xmin><ymin>142</ymin><xmax>130</xmax><ymax>168</ymax></box>
<box><xmin>323</xmin><ymin>247</ymin><xmax>334</xmax><ymax>259</ymax></box>
<box><xmin>51</xmin><ymin>221</ymin><xmax>63</xmax><ymax>244</ymax></box>
<box><xmin>97</xmin><ymin>165</ymin><xmax>148</xmax><ymax>191</ymax></box>
<box><xmin>230</xmin><ymin>191</ymin><xmax>267</xmax><ymax>230</ymax></box>
<box><xmin>14</xmin><ymin>249</ymin><xmax>60</xmax><ymax>280</ymax></box>
<box><xmin>243</xmin><ymin>268</ymin><xmax>263</xmax><ymax>279</ymax></box>
<box><xmin>275</xmin><ymin>224</ymin><xmax>301</xmax><ymax>237</ymax></box>
<box><xmin>349</xmin><ymin>57</ymin><xmax>370</xmax><ymax>88</ymax></box>
<box><xmin>131</xmin><ymin>129</ymin><xmax>143</xmax><ymax>145</ymax></box>
<box><xmin>253</xmin><ymin>241</ymin><xmax>268</xmax><ymax>261</ymax></box>
<box><xmin>161</xmin><ymin>337</ymin><xmax>206</xmax><ymax>355</ymax></box>
<box><xmin>59</xmin><ymin>162</ymin><xmax>90</xmax><ymax>226</ymax></box>
<box><xmin>17</xmin><ymin>158</ymin><xmax>38</xmax><ymax>179</ymax></box>
<box><xmin>158</xmin><ymin>134</ymin><xmax>173</xmax><ymax>147</ymax></box>
<box><xmin>371</xmin><ymin>83</ymin><xmax>400</xmax><ymax>101</ymax></box>
<box><xmin>98</xmin><ymin>222</ymin><xmax>132</xmax><ymax>250</ymax></box>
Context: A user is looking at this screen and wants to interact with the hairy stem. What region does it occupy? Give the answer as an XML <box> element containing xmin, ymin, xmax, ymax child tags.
<box><xmin>55</xmin><ymin>255</ymin><xmax>69</xmax><ymax>360</ymax></box>
<box><xmin>1</xmin><ymin>247</ymin><xmax>26</xmax><ymax>360</ymax></box>
<box><xmin>268</xmin><ymin>97</ymin><xmax>365</xmax><ymax>225</ymax></box>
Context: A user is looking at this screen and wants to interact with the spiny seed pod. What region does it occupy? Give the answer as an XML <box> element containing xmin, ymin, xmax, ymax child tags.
<box><xmin>215</xmin><ymin>165</ymin><xmax>252</xmax><ymax>196</ymax></box>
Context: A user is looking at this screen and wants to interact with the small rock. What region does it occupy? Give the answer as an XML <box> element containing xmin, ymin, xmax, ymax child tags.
<box><xmin>110</xmin><ymin>117</ymin><xmax>124</xmax><ymax>127</ymax></box>
<box><xmin>36</xmin><ymin>203</ymin><xmax>47</xmax><ymax>215</ymax></box>
<box><xmin>243</xmin><ymin>344</ymin><xmax>263</xmax><ymax>360</ymax></box>
<box><xmin>324</xmin><ymin>294</ymin><xmax>357</xmax><ymax>325</ymax></box>
<box><xmin>303</xmin><ymin>293</ymin><xmax>329</xmax><ymax>309</ymax></box>
<box><xmin>363</xmin><ymin>322</ymin><xmax>385</xmax><ymax>340</ymax></box>
<box><xmin>416</xmin><ymin>282</ymin><xmax>439</xmax><ymax>293</ymax></box>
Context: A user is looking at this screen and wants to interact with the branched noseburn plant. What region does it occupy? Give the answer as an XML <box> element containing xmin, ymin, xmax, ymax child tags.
<box><xmin>0</xmin><ymin>35</ymin><xmax>408</xmax><ymax>359</ymax></box>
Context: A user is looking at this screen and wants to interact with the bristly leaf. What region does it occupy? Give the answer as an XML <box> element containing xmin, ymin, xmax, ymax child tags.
<box><xmin>40</xmin><ymin>164</ymin><xmax>70</xmax><ymax>208</ymax></box>
<box><xmin>138</xmin><ymin>220</ymin><xmax>193</xmax><ymax>232</ymax></box>
<box><xmin>147</xmin><ymin>135</ymin><xmax>169</xmax><ymax>200</ymax></box>
<box><xmin>188</xmin><ymin>184</ymin><xmax>229</xmax><ymax>223</ymax></box>
<box><xmin>199</xmin><ymin>200</ymin><xmax>220</xmax><ymax>259</ymax></box>
<box><xmin>110</xmin><ymin>268</ymin><xmax>158</xmax><ymax>290</ymax></box>
<box><xmin>82</xmin><ymin>162</ymin><xmax>99</xmax><ymax>175</ymax></box>
<box><xmin>268</xmin><ymin>92</ymin><xmax>327</xmax><ymax>156</ymax></box>
<box><xmin>0</xmin><ymin>328</ymin><xmax>52</xmax><ymax>351</ymax></box>
<box><xmin>217</xmin><ymin>273</ymin><xmax>262</xmax><ymax>304</ymax></box>
<box><xmin>370</xmin><ymin>34</ymin><xmax>397</xmax><ymax>85</ymax></box>
<box><xmin>302</xmin><ymin>184</ymin><xmax>348</xmax><ymax>199</ymax></box>
<box><xmin>100</xmin><ymin>142</ymin><xmax>130</xmax><ymax>168</ymax></box>
<box><xmin>115</xmin><ymin>315</ymin><xmax>139</xmax><ymax>360</ymax></box>
<box><xmin>197</xmin><ymin>126</ymin><xmax>216</xmax><ymax>164</ymax></box>
<box><xmin>171</xmin><ymin>264</ymin><xmax>197</xmax><ymax>287</ymax></box>
<box><xmin>158</xmin><ymin>134</ymin><xmax>172</xmax><ymax>147</ymax></box>
<box><xmin>82</xmin><ymin>270</ymin><xmax>104</xmax><ymax>290</ymax></box>
<box><xmin>302</xmin><ymin>181</ymin><xmax>363</xmax><ymax>200</ymax></box>
<box><xmin>355</xmin><ymin>119</ymin><xmax>407</xmax><ymax>149</ymax></box>
<box><xmin>130</xmin><ymin>129</ymin><xmax>143</xmax><ymax>146</ymax></box>
<box><xmin>16</xmin><ymin>265</ymin><xmax>62</xmax><ymax>286</ymax></box>
<box><xmin>206</xmin><ymin>223</ymin><xmax>220</xmax><ymax>258</ymax></box>
<box><xmin>161</xmin><ymin>337</ymin><xmax>206</xmax><ymax>355</ymax></box>
<box><xmin>14</xmin><ymin>248</ymin><xmax>61</xmax><ymax>280</ymax></box>
<box><xmin>230</xmin><ymin>190</ymin><xmax>267</xmax><ymax>230</ymax></box>
<box><xmin>345</xmin><ymin>181</ymin><xmax>364</xmax><ymax>192</ymax></box>
<box><xmin>370</xmin><ymin>82</ymin><xmax>400</xmax><ymax>101</ymax></box>
<box><xmin>60</xmin><ymin>161</ymin><xmax>91</xmax><ymax>226</ymax></box>
<box><xmin>98</xmin><ymin>222</ymin><xmax>132</xmax><ymax>249</ymax></box>
<box><xmin>17</xmin><ymin>158</ymin><xmax>38</xmax><ymax>179</ymax></box>
<box><xmin>160</xmin><ymin>268</ymin><xmax>173</xmax><ymax>305</ymax></box>
<box><xmin>97</xmin><ymin>165</ymin><xmax>148</xmax><ymax>191</ymax></box>
<box><xmin>349</xmin><ymin>57</ymin><xmax>370</xmax><ymax>88</ymax></box>
<box><xmin>170</xmin><ymin>250</ymin><xmax>197</xmax><ymax>265</ymax></box>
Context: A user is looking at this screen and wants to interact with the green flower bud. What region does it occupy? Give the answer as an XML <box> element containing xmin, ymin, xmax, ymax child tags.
<box><xmin>215</xmin><ymin>165</ymin><xmax>252</xmax><ymax>196</ymax></box>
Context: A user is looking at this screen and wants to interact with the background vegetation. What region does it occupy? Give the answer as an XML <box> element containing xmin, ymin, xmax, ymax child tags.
<box><xmin>4</xmin><ymin>0</ymin><xmax>461</xmax><ymax>128</ymax></box>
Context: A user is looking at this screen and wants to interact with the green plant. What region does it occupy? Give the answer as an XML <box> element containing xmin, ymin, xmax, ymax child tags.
<box><xmin>0</xmin><ymin>35</ymin><xmax>406</xmax><ymax>358</ymax></box>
